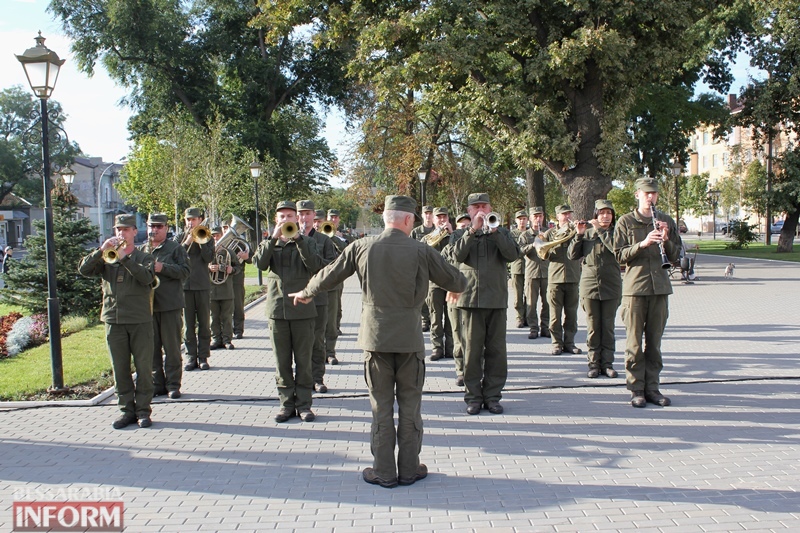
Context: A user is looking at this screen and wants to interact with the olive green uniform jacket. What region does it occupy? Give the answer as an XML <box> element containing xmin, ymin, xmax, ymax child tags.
<box><xmin>301</xmin><ymin>228</ymin><xmax>467</xmax><ymax>352</ymax></box>
<box><xmin>78</xmin><ymin>248</ymin><xmax>156</xmax><ymax>324</ymax></box>
<box><xmin>174</xmin><ymin>232</ymin><xmax>215</xmax><ymax>291</ymax></box>
<box><xmin>410</xmin><ymin>224</ymin><xmax>435</xmax><ymax>241</ymax></box>
<box><xmin>509</xmin><ymin>228</ymin><xmax>526</xmax><ymax>275</ymax></box>
<box><xmin>253</xmin><ymin>236</ymin><xmax>323</xmax><ymax>320</ymax></box>
<box><xmin>518</xmin><ymin>229</ymin><xmax>549</xmax><ymax>280</ymax></box>
<box><xmin>141</xmin><ymin>240</ymin><xmax>189</xmax><ymax>313</ymax></box>
<box><xmin>449</xmin><ymin>226</ymin><xmax>520</xmax><ymax>309</ymax></box>
<box><xmin>568</xmin><ymin>227</ymin><xmax>621</xmax><ymax>301</ymax></box>
<box><xmin>614</xmin><ymin>210</ymin><xmax>681</xmax><ymax>295</ymax></box>
<box><xmin>540</xmin><ymin>225</ymin><xmax>581</xmax><ymax>284</ymax></box>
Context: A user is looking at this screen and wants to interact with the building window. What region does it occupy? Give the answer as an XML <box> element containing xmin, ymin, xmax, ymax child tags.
<box><xmin>703</xmin><ymin>132</ymin><xmax>710</xmax><ymax>145</ymax></box>
<box><xmin>723</xmin><ymin>153</ymin><xmax>729</xmax><ymax>168</ymax></box>
<box><xmin>702</xmin><ymin>155</ymin><xmax>708</xmax><ymax>169</ymax></box>
<box><xmin>712</xmin><ymin>154</ymin><xmax>718</xmax><ymax>167</ymax></box>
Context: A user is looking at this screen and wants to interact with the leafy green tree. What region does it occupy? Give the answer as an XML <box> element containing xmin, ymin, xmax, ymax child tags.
<box><xmin>0</xmin><ymin>86</ymin><xmax>80</xmax><ymax>204</ymax></box>
<box><xmin>2</xmin><ymin>182</ymin><xmax>100</xmax><ymax>318</ymax></box>
<box><xmin>737</xmin><ymin>0</ymin><xmax>800</xmax><ymax>251</ymax></box>
<box><xmin>741</xmin><ymin>160</ymin><xmax>767</xmax><ymax>220</ymax></box>
<box><xmin>49</xmin><ymin>0</ymin><xmax>348</xmax><ymax>196</ymax></box>
<box><xmin>285</xmin><ymin>0</ymin><xmax>749</xmax><ymax>218</ymax></box>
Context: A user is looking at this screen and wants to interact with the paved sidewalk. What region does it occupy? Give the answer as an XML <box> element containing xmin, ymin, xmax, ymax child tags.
<box><xmin>1</xmin><ymin>253</ymin><xmax>799</xmax><ymax>531</ymax></box>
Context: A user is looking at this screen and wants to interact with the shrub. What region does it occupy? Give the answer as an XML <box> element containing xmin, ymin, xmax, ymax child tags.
<box><xmin>61</xmin><ymin>315</ymin><xmax>91</xmax><ymax>336</ymax></box>
<box><xmin>0</xmin><ymin>312</ymin><xmax>24</xmax><ymax>358</ymax></box>
<box><xmin>725</xmin><ymin>219</ymin><xmax>760</xmax><ymax>249</ymax></box>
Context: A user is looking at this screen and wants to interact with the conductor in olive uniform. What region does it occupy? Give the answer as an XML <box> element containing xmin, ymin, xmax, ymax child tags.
<box><xmin>614</xmin><ymin>178</ymin><xmax>681</xmax><ymax>408</ymax></box>
<box><xmin>510</xmin><ymin>210</ymin><xmax>528</xmax><ymax>328</ymax></box>
<box><xmin>450</xmin><ymin>193</ymin><xmax>520</xmax><ymax>415</ymax></box>
<box><xmin>291</xmin><ymin>195</ymin><xmax>467</xmax><ymax>488</ymax></box>
<box><xmin>568</xmin><ymin>200</ymin><xmax>622</xmax><ymax>378</ymax></box>
<box><xmin>541</xmin><ymin>204</ymin><xmax>582</xmax><ymax>355</ymax></box>
<box><xmin>142</xmin><ymin>213</ymin><xmax>190</xmax><ymax>399</ymax></box>
<box><xmin>518</xmin><ymin>206</ymin><xmax>550</xmax><ymax>339</ymax></box>
<box><xmin>79</xmin><ymin>214</ymin><xmax>156</xmax><ymax>429</ymax></box>
<box><xmin>175</xmin><ymin>207</ymin><xmax>215</xmax><ymax>371</ymax></box>
<box><xmin>253</xmin><ymin>201</ymin><xmax>324</xmax><ymax>422</ymax></box>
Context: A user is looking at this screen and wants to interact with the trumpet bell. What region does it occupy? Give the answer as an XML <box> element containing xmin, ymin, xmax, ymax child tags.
<box><xmin>102</xmin><ymin>239</ymin><xmax>127</xmax><ymax>264</ymax></box>
<box><xmin>486</xmin><ymin>212</ymin><xmax>501</xmax><ymax>229</ymax></box>
<box><xmin>320</xmin><ymin>221</ymin><xmax>336</xmax><ymax>238</ymax></box>
<box><xmin>281</xmin><ymin>222</ymin><xmax>299</xmax><ymax>240</ymax></box>
<box><xmin>191</xmin><ymin>225</ymin><xmax>212</xmax><ymax>244</ymax></box>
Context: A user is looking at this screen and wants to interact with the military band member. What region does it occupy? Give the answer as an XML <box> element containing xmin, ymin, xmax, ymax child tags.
<box><xmin>518</xmin><ymin>206</ymin><xmax>550</xmax><ymax>339</ymax></box>
<box><xmin>541</xmin><ymin>204</ymin><xmax>582</xmax><ymax>355</ymax></box>
<box><xmin>209</xmin><ymin>226</ymin><xmax>241</xmax><ymax>350</ymax></box>
<box><xmin>450</xmin><ymin>193</ymin><xmax>520</xmax><ymax>415</ymax></box>
<box><xmin>79</xmin><ymin>214</ymin><xmax>156</xmax><ymax>429</ymax></box>
<box><xmin>325</xmin><ymin>208</ymin><xmax>350</xmax><ymax>364</ymax></box>
<box><xmin>427</xmin><ymin>207</ymin><xmax>454</xmax><ymax>361</ymax></box>
<box><xmin>447</xmin><ymin>213</ymin><xmax>471</xmax><ymax>386</ymax></box>
<box><xmin>313</xmin><ymin>209</ymin><xmax>326</xmax><ymax>230</ymax></box>
<box><xmin>510</xmin><ymin>210</ymin><xmax>529</xmax><ymax>328</ymax></box>
<box><xmin>142</xmin><ymin>213</ymin><xmax>190</xmax><ymax>399</ymax></box>
<box><xmin>297</xmin><ymin>200</ymin><xmax>337</xmax><ymax>394</ymax></box>
<box><xmin>568</xmin><ymin>200</ymin><xmax>622</xmax><ymax>379</ymax></box>
<box><xmin>411</xmin><ymin>205</ymin><xmax>435</xmax><ymax>332</ymax></box>
<box><xmin>614</xmin><ymin>178</ymin><xmax>681</xmax><ymax>408</ymax></box>
<box><xmin>253</xmin><ymin>201</ymin><xmax>324</xmax><ymax>422</ymax></box>
<box><xmin>176</xmin><ymin>207</ymin><xmax>215</xmax><ymax>371</ymax></box>
<box><xmin>290</xmin><ymin>195</ymin><xmax>467</xmax><ymax>488</ymax></box>
<box><xmin>222</xmin><ymin>219</ymin><xmax>250</xmax><ymax>340</ymax></box>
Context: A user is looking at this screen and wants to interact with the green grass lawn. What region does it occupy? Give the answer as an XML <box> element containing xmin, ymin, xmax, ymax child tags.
<box><xmin>1</xmin><ymin>286</ymin><xmax>266</xmax><ymax>400</ymax></box>
<box><xmin>0</xmin><ymin>324</ymin><xmax>111</xmax><ymax>401</ymax></box>
<box><xmin>0</xmin><ymin>302</ymin><xmax>26</xmax><ymax>317</ymax></box>
<box><xmin>683</xmin><ymin>239</ymin><xmax>800</xmax><ymax>262</ymax></box>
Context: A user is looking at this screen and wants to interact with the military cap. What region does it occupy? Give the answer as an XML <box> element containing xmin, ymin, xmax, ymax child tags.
<box><xmin>514</xmin><ymin>210</ymin><xmax>528</xmax><ymax>219</ymax></box>
<box><xmin>433</xmin><ymin>207</ymin><xmax>449</xmax><ymax>216</ymax></box>
<box><xmin>184</xmin><ymin>207</ymin><xmax>203</xmax><ymax>218</ymax></box>
<box><xmin>385</xmin><ymin>195</ymin><xmax>419</xmax><ymax>215</ymax></box>
<box><xmin>455</xmin><ymin>213</ymin><xmax>471</xmax><ymax>223</ymax></box>
<box><xmin>296</xmin><ymin>199</ymin><xmax>315</xmax><ymax>211</ymax></box>
<box><xmin>315</xmin><ymin>209</ymin><xmax>326</xmax><ymax>220</ymax></box>
<box><xmin>595</xmin><ymin>199</ymin><xmax>615</xmax><ymax>212</ymax></box>
<box><xmin>529</xmin><ymin>206</ymin><xmax>545</xmax><ymax>215</ymax></box>
<box><xmin>275</xmin><ymin>200</ymin><xmax>297</xmax><ymax>212</ymax></box>
<box><xmin>467</xmin><ymin>193</ymin><xmax>490</xmax><ymax>205</ymax></box>
<box><xmin>114</xmin><ymin>214</ymin><xmax>137</xmax><ymax>228</ymax></box>
<box><xmin>211</xmin><ymin>225</ymin><xmax>223</xmax><ymax>234</ymax></box>
<box><xmin>328</xmin><ymin>209</ymin><xmax>340</xmax><ymax>217</ymax></box>
<box><xmin>422</xmin><ymin>205</ymin><xmax>434</xmax><ymax>213</ymax></box>
<box><xmin>635</xmin><ymin>177</ymin><xmax>659</xmax><ymax>192</ymax></box>
<box><xmin>147</xmin><ymin>213</ymin><xmax>168</xmax><ymax>225</ymax></box>
<box><xmin>555</xmin><ymin>204</ymin><xmax>573</xmax><ymax>215</ymax></box>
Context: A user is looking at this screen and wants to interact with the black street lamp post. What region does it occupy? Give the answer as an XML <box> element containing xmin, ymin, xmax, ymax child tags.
<box><xmin>16</xmin><ymin>32</ymin><xmax>67</xmax><ymax>392</ymax></box>
<box><xmin>249</xmin><ymin>161</ymin><xmax>263</xmax><ymax>286</ymax></box>
<box><xmin>418</xmin><ymin>168</ymin><xmax>427</xmax><ymax>208</ymax></box>
<box><xmin>708</xmin><ymin>189</ymin><xmax>721</xmax><ymax>240</ymax></box>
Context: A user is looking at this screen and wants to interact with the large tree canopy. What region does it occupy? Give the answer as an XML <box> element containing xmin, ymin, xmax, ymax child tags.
<box><xmin>49</xmin><ymin>0</ymin><xmax>347</xmax><ymax>197</ymax></box>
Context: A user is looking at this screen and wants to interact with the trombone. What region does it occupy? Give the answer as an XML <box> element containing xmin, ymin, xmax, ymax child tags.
<box><xmin>280</xmin><ymin>221</ymin><xmax>300</xmax><ymax>240</ymax></box>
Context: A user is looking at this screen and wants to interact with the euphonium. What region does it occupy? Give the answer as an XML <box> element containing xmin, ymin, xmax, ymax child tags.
<box><xmin>103</xmin><ymin>239</ymin><xmax>127</xmax><ymax>263</ymax></box>
<box><xmin>535</xmin><ymin>222</ymin><xmax>576</xmax><ymax>260</ymax></box>
<box><xmin>320</xmin><ymin>221</ymin><xmax>336</xmax><ymax>238</ymax></box>
<box><xmin>210</xmin><ymin>247</ymin><xmax>233</xmax><ymax>285</ymax></box>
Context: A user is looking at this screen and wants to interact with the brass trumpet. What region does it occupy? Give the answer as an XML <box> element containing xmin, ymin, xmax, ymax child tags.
<box><xmin>190</xmin><ymin>224</ymin><xmax>212</xmax><ymax>244</ymax></box>
<box><xmin>480</xmin><ymin>212</ymin><xmax>502</xmax><ymax>234</ymax></box>
<box><xmin>281</xmin><ymin>221</ymin><xmax>299</xmax><ymax>240</ymax></box>
<box><xmin>320</xmin><ymin>221</ymin><xmax>336</xmax><ymax>238</ymax></box>
<box><xmin>103</xmin><ymin>239</ymin><xmax>127</xmax><ymax>263</ymax></box>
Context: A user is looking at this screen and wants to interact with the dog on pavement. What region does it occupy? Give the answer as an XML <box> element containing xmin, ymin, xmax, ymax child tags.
<box><xmin>724</xmin><ymin>263</ymin><xmax>735</xmax><ymax>278</ymax></box>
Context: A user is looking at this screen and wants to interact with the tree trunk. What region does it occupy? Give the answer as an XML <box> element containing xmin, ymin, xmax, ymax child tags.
<box><xmin>525</xmin><ymin>167</ymin><xmax>545</xmax><ymax>212</ymax></box>
<box><xmin>776</xmin><ymin>205</ymin><xmax>798</xmax><ymax>253</ymax></box>
<box><xmin>558</xmin><ymin>170</ymin><xmax>612</xmax><ymax>221</ymax></box>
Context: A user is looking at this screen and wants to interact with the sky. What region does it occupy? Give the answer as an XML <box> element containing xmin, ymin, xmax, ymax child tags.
<box><xmin>1</xmin><ymin>0</ymin><xmax>761</xmax><ymax>168</ymax></box>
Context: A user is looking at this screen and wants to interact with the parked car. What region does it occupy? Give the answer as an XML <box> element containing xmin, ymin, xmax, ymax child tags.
<box><xmin>770</xmin><ymin>220</ymin><xmax>784</xmax><ymax>234</ymax></box>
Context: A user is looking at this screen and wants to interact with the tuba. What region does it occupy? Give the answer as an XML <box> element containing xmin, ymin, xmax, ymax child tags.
<box><xmin>535</xmin><ymin>223</ymin><xmax>576</xmax><ymax>260</ymax></box>
<box><xmin>103</xmin><ymin>239</ymin><xmax>127</xmax><ymax>263</ymax></box>
<box><xmin>216</xmin><ymin>227</ymin><xmax>250</xmax><ymax>257</ymax></box>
